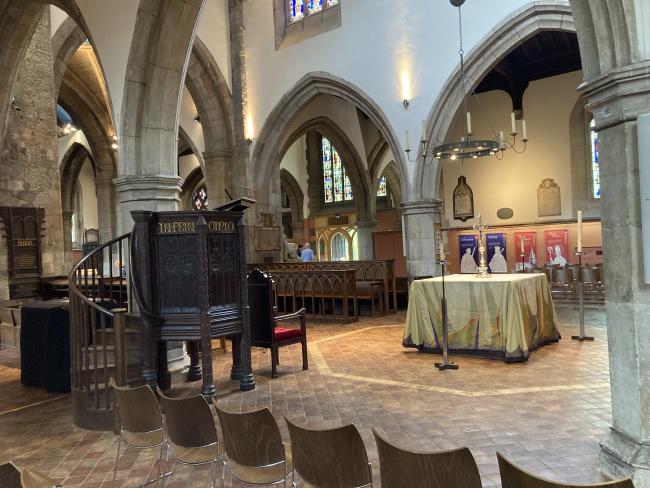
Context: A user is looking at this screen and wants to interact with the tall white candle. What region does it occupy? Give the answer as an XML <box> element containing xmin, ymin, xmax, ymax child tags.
<box><xmin>577</xmin><ymin>210</ymin><xmax>583</xmax><ymax>253</ymax></box>
<box><xmin>499</xmin><ymin>130</ymin><xmax>504</xmax><ymax>141</ymax></box>
<box><xmin>405</xmin><ymin>130</ymin><xmax>410</xmax><ymax>152</ymax></box>
<box><xmin>439</xmin><ymin>241</ymin><xmax>445</xmax><ymax>262</ymax></box>
<box><xmin>520</xmin><ymin>237</ymin><xmax>525</xmax><ymax>254</ymax></box>
<box><xmin>511</xmin><ymin>112</ymin><xmax>516</xmax><ymax>134</ymax></box>
<box><xmin>466</xmin><ymin>111</ymin><xmax>472</xmax><ymax>135</ymax></box>
<box><xmin>522</xmin><ymin>120</ymin><xmax>528</xmax><ymax>140</ymax></box>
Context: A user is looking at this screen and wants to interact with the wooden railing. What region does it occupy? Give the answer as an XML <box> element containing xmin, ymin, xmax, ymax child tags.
<box><xmin>249</xmin><ymin>260</ymin><xmax>397</xmax><ymax>313</ymax></box>
<box><xmin>68</xmin><ymin>232</ymin><xmax>135</xmax><ymax>431</ymax></box>
<box><xmin>270</xmin><ymin>269</ymin><xmax>358</xmax><ymax>323</ymax></box>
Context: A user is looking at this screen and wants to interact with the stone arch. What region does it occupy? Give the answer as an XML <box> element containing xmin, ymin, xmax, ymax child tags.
<box><xmin>178</xmin><ymin>125</ymin><xmax>206</xmax><ymax>177</ymax></box>
<box><xmin>280</xmin><ymin>168</ymin><xmax>304</xmax><ymax>236</ymax></box>
<box><xmin>180</xmin><ymin>166</ymin><xmax>206</xmax><ymax>211</ymax></box>
<box><xmin>279</xmin><ymin>116</ymin><xmax>373</xmax><ymax>222</ymax></box>
<box><xmin>377</xmin><ymin>161</ymin><xmax>403</xmax><ymax>211</ymax></box>
<box><xmin>416</xmin><ymin>1</ymin><xmax>576</xmax><ymax>200</ymax></box>
<box><xmin>252</xmin><ymin>72</ymin><xmax>409</xmax><ymax>214</ymax></box>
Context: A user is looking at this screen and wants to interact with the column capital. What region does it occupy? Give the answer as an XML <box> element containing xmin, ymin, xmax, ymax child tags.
<box><xmin>579</xmin><ymin>60</ymin><xmax>650</xmax><ymax>131</ymax></box>
<box><xmin>203</xmin><ymin>149</ymin><xmax>233</xmax><ymax>160</ymax></box>
<box><xmin>61</xmin><ymin>210</ymin><xmax>75</xmax><ymax>220</ymax></box>
<box><xmin>113</xmin><ymin>175</ymin><xmax>183</xmax><ymax>204</ymax></box>
<box><xmin>400</xmin><ymin>199</ymin><xmax>443</xmax><ymax>215</ymax></box>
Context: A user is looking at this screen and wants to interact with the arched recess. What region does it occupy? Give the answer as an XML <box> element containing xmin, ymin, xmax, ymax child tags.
<box><xmin>252</xmin><ymin>72</ymin><xmax>409</xmax><ymax>217</ymax></box>
<box><xmin>416</xmin><ymin>1</ymin><xmax>576</xmax><ymax>201</ymax></box>
<box><xmin>0</xmin><ymin>0</ymin><xmax>89</xmax><ymax>149</ymax></box>
<box><xmin>377</xmin><ymin>161</ymin><xmax>403</xmax><ymax>211</ymax></box>
<box><xmin>52</xmin><ymin>16</ymin><xmax>89</xmax><ymax>100</ymax></box>
<box><xmin>180</xmin><ymin>167</ymin><xmax>206</xmax><ymax>211</ymax></box>
<box><xmin>280</xmin><ymin>168</ymin><xmax>304</xmax><ymax>233</ymax></box>
<box><xmin>279</xmin><ymin>116</ymin><xmax>373</xmax><ymax>222</ymax></box>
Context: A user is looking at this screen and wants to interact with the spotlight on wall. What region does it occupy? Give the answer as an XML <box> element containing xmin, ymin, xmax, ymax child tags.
<box><xmin>111</xmin><ymin>135</ymin><xmax>118</xmax><ymax>150</ymax></box>
<box><xmin>194</xmin><ymin>112</ymin><xmax>201</xmax><ymax>124</ymax></box>
<box><xmin>403</xmin><ymin>99</ymin><xmax>410</xmax><ymax>110</ymax></box>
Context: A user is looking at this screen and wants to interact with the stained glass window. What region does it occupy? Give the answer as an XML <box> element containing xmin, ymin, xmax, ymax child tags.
<box><xmin>322</xmin><ymin>137</ymin><xmax>353</xmax><ymax>203</ymax></box>
<box><xmin>192</xmin><ymin>185</ymin><xmax>208</xmax><ymax>210</ymax></box>
<box><xmin>590</xmin><ymin>119</ymin><xmax>600</xmax><ymax>199</ymax></box>
<box><xmin>289</xmin><ymin>0</ymin><xmax>338</xmax><ymax>22</ymax></box>
<box><xmin>377</xmin><ymin>176</ymin><xmax>387</xmax><ymax>197</ymax></box>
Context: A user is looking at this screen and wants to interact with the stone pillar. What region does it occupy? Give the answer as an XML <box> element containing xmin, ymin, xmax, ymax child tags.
<box><xmin>306</xmin><ymin>131</ymin><xmax>323</xmax><ymax>217</ymax></box>
<box><xmin>580</xmin><ymin>66</ymin><xmax>650</xmax><ymax>485</ymax></box>
<box><xmin>400</xmin><ymin>200</ymin><xmax>442</xmax><ymax>280</ymax></box>
<box><xmin>203</xmin><ymin>149</ymin><xmax>233</xmax><ymax>207</ymax></box>
<box><xmin>62</xmin><ymin>210</ymin><xmax>74</xmax><ymax>269</ymax></box>
<box><xmin>113</xmin><ymin>175</ymin><xmax>183</xmax><ymax>234</ymax></box>
<box><xmin>356</xmin><ymin>220</ymin><xmax>376</xmax><ymax>260</ymax></box>
<box><xmin>94</xmin><ymin>176</ymin><xmax>116</xmax><ymax>242</ymax></box>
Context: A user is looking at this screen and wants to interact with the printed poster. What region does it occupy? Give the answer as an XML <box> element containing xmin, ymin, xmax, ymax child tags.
<box><xmin>459</xmin><ymin>235</ymin><xmax>478</xmax><ymax>274</ymax></box>
<box><xmin>514</xmin><ymin>231</ymin><xmax>538</xmax><ymax>271</ymax></box>
<box><xmin>486</xmin><ymin>233</ymin><xmax>507</xmax><ymax>273</ymax></box>
<box><xmin>544</xmin><ymin>229</ymin><xmax>570</xmax><ymax>266</ymax></box>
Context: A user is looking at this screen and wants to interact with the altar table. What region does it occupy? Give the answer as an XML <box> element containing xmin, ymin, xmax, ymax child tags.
<box><xmin>403</xmin><ymin>273</ymin><xmax>560</xmax><ymax>362</ymax></box>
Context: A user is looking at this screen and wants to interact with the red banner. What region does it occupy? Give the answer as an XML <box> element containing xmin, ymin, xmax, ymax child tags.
<box><xmin>544</xmin><ymin>229</ymin><xmax>570</xmax><ymax>266</ymax></box>
<box><xmin>513</xmin><ymin>232</ymin><xmax>537</xmax><ymax>270</ymax></box>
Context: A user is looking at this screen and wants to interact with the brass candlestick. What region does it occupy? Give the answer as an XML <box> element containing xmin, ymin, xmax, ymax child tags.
<box><xmin>473</xmin><ymin>213</ymin><xmax>490</xmax><ymax>278</ymax></box>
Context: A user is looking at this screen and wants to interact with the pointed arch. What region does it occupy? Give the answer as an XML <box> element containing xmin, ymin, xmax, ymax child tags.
<box><xmin>416</xmin><ymin>1</ymin><xmax>576</xmax><ymax>200</ymax></box>
<box><xmin>280</xmin><ymin>168</ymin><xmax>304</xmax><ymax>226</ymax></box>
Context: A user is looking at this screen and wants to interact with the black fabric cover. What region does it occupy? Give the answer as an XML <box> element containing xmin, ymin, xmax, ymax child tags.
<box><xmin>20</xmin><ymin>300</ymin><xmax>70</xmax><ymax>392</ymax></box>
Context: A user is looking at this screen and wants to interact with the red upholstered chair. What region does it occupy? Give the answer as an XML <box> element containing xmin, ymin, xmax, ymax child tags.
<box><xmin>248</xmin><ymin>269</ymin><xmax>307</xmax><ymax>378</ymax></box>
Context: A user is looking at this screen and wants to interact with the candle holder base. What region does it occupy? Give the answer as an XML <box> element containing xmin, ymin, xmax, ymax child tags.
<box><xmin>571</xmin><ymin>335</ymin><xmax>594</xmax><ymax>341</ymax></box>
<box><xmin>435</xmin><ymin>361</ymin><xmax>459</xmax><ymax>370</ymax></box>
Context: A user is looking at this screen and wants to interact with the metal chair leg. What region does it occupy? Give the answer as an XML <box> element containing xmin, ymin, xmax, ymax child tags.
<box><xmin>160</xmin><ymin>448</ymin><xmax>172</xmax><ymax>488</ymax></box>
<box><xmin>220</xmin><ymin>460</ymin><xmax>226</xmax><ymax>488</ymax></box>
<box><xmin>112</xmin><ymin>434</ymin><xmax>122</xmax><ymax>487</ymax></box>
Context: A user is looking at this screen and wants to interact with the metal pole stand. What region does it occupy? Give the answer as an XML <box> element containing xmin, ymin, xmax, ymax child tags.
<box><xmin>435</xmin><ymin>260</ymin><xmax>459</xmax><ymax>370</ymax></box>
<box><xmin>520</xmin><ymin>252</ymin><xmax>525</xmax><ymax>272</ymax></box>
<box><xmin>571</xmin><ymin>252</ymin><xmax>594</xmax><ymax>341</ymax></box>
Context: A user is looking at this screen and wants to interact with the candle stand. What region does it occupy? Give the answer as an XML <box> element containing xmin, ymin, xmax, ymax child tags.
<box><xmin>435</xmin><ymin>259</ymin><xmax>459</xmax><ymax>371</ymax></box>
<box><xmin>571</xmin><ymin>251</ymin><xmax>594</xmax><ymax>341</ymax></box>
<box><xmin>520</xmin><ymin>252</ymin><xmax>525</xmax><ymax>272</ymax></box>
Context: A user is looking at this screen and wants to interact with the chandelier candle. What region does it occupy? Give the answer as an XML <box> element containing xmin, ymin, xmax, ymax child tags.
<box><xmin>467</xmin><ymin>112</ymin><xmax>472</xmax><ymax>135</ymax></box>
<box><xmin>577</xmin><ymin>210</ymin><xmax>583</xmax><ymax>253</ymax></box>
<box><xmin>511</xmin><ymin>112</ymin><xmax>517</xmax><ymax>134</ymax></box>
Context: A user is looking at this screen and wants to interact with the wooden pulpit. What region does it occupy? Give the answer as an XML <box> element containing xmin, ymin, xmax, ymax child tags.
<box><xmin>130</xmin><ymin>199</ymin><xmax>256</xmax><ymax>396</ymax></box>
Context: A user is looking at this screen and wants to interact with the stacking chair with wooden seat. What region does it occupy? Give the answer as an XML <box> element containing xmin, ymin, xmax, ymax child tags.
<box><xmin>157</xmin><ymin>388</ymin><xmax>221</xmax><ymax>487</ymax></box>
<box><xmin>215</xmin><ymin>404</ymin><xmax>292</xmax><ymax>487</ymax></box>
<box><xmin>373</xmin><ymin>430</ymin><xmax>482</xmax><ymax>488</ymax></box>
<box><xmin>497</xmin><ymin>452</ymin><xmax>634</xmax><ymax>488</ymax></box>
<box><xmin>285</xmin><ymin>417</ymin><xmax>372</xmax><ymax>488</ymax></box>
<box><xmin>109</xmin><ymin>378</ymin><xmax>168</xmax><ymax>487</ymax></box>
<box><xmin>248</xmin><ymin>269</ymin><xmax>308</xmax><ymax>379</ymax></box>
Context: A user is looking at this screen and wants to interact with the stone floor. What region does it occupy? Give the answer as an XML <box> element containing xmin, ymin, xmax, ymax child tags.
<box><xmin>0</xmin><ymin>305</ymin><xmax>612</xmax><ymax>487</ymax></box>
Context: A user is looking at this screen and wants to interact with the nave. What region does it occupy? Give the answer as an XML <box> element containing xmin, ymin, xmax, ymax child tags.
<box><xmin>0</xmin><ymin>306</ymin><xmax>609</xmax><ymax>487</ymax></box>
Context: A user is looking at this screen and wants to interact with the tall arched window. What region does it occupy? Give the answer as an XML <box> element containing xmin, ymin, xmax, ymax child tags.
<box><xmin>322</xmin><ymin>137</ymin><xmax>353</xmax><ymax>203</ymax></box>
<box><xmin>590</xmin><ymin>119</ymin><xmax>600</xmax><ymax>199</ymax></box>
<box><xmin>376</xmin><ymin>176</ymin><xmax>387</xmax><ymax>197</ymax></box>
<box><xmin>192</xmin><ymin>185</ymin><xmax>208</xmax><ymax>210</ymax></box>
<box><xmin>289</xmin><ymin>0</ymin><xmax>339</xmax><ymax>23</ymax></box>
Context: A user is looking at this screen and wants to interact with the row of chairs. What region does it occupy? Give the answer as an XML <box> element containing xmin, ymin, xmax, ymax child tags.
<box><xmin>108</xmin><ymin>379</ymin><xmax>633</xmax><ymax>488</ymax></box>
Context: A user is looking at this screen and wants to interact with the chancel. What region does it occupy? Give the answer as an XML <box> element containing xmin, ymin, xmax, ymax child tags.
<box><xmin>0</xmin><ymin>0</ymin><xmax>648</xmax><ymax>486</ymax></box>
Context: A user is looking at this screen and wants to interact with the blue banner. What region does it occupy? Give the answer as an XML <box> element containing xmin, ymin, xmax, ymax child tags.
<box><xmin>487</xmin><ymin>233</ymin><xmax>508</xmax><ymax>273</ymax></box>
<box><xmin>459</xmin><ymin>235</ymin><xmax>478</xmax><ymax>274</ymax></box>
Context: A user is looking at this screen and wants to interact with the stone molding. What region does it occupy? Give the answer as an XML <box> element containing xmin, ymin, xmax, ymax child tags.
<box><xmin>400</xmin><ymin>200</ymin><xmax>443</xmax><ymax>216</ymax></box>
<box><xmin>600</xmin><ymin>427</ymin><xmax>650</xmax><ymax>485</ymax></box>
<box><xmin>114</xmin><ymin>175</ymin><xmax>183</xmax><ymax>204</ymax></box>
<box><xmin>417</xmin><ymin>1</ymin><xmax>575</xmax><ymax>200</ymax></box>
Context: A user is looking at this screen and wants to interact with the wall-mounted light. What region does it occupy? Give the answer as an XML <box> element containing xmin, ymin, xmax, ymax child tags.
<box><xmin>111</xmin><ymin>135</ymin><xmax>118</xmax><ymax>150</ymax></box>
<box><xmin>245</xmin><ymin>115</ymin><xmax>254</xmax><ymax>144</ymax></box>
<box><xmin>401</xmin><ymin>70</ymin><xmax>412</xmax><ymax>111</ymax></box>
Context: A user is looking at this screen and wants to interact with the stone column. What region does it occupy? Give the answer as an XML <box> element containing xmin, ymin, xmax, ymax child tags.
<box><xmin>355</xmin><ymin>220</ymin><xmax>377</xmax><ymax>260</ymax></box>
<box><xmin>306</xmin><ymin>131</ymin><xmax>323</xmax><ymax>217</ymax></box>
<box><xmin>580</xmin><ymin>66</ymin><xmax>650</xmax><ymax>485</ymax></box>
<box><xmin>94</xmin><ymin>176</ymin><xmax>116</xmax><ymax>242</ymax></box>
<box><xmin>400</xmin><ymin>200</ymin><xmax>442</xmax><ymax>280</ymax></box>
<box><xmin>203</xmin><ymin>149</ymin><xmax>232</xmax><ymax>207</ymax></box>
<box><xmin>62</xmin><ymin>210</ymin><xmax>74</xmax><ymax>269</ymax></box>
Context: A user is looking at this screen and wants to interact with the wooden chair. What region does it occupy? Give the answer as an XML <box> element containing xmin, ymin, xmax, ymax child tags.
<box><xmin>497</xmin><ymin>452</ymin><xmax>634</xmax><ymax>488</ymax></box>
<box><xmin>248</xmin><ymin>269</ymin><xmax>307</xmax><ymax>379</ymax></box>
<box><xmin>157</xmin><ymin>388</ymin><xmax>221</xmax><ymax>487</ymax></box>
<box><xmin>285</xmin><ymin>417</ymin><xmax>372</xmax><ymax>488</ymax></box>
<box><xmin>109</xmin><ymin>378</ymin><xmax>168</xmax><ymax>487</ymax></box>
<box><xmin>373</xmin><ymin>429</ymin><xmax>481</xmax><ymax>488</ymax></box>
<box><xmin>215</xmin><ymin>404</ymin><xmax>292</xmax><ymax>486</ymax></box>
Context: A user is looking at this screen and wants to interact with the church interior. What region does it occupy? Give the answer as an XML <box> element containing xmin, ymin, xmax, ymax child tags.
<box><xmin>0</xmin><ymin>0</ymin><xmax>648</xmax><ymax>486</ymax></box>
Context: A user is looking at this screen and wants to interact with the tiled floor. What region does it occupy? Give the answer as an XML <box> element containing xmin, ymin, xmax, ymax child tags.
<box><xmin>0</xmin><ymin>305</ymin><xmax>611</xmax><ymax>487</ymax></box>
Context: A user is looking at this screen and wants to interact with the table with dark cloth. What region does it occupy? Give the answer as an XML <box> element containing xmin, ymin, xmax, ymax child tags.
<box><xmin>20</xmin><ymin>300</ymin><xmax>71</xmax><ymax>392</ymax></box>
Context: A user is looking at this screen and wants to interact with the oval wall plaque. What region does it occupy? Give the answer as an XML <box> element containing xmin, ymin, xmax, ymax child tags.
<box><xmin>497</xmin><ymin>207</ymin><xmax>514</xmax><ymax>220</ymax></box>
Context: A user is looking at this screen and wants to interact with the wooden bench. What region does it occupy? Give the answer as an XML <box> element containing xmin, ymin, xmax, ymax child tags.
<box><xmin>266</xmin><ymin>269</ymin><xmax>358</xmax><ymax>323</ymax></box>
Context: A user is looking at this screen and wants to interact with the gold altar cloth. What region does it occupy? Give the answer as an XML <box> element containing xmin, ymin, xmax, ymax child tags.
<box><xmin>403</xmin><ymin>273</ymin><xmax>560</xmax><ymax>362</ymax></box>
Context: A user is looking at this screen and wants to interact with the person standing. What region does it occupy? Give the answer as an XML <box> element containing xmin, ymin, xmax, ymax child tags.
<box><xmin>297</xmin><ymin>244</ymin><xmax>303</xmax><ymax>258</ymax></box>
<box><xmin>301</xmin><ymin>243</ymin><xmax>315</xmax><ymax>262</ymax></box>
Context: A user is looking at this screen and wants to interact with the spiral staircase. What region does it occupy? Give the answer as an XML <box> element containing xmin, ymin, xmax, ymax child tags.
<box><xmin>68</xmin><ymin>233</ymin><xmax>143</xmax><ymax>431</ymax></box>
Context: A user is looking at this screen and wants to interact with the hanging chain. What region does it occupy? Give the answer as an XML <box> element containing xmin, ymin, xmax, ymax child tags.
<box><xmin>458</xmin><ymin>5</ymin><xmax>468</xmax><ymax>138</ymax></box>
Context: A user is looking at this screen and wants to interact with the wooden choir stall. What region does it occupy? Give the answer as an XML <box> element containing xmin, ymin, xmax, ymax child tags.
<box><xmin>130</xmin><ymin>199</ymin><xmax>256</xmax><ymax>396</ymax></box>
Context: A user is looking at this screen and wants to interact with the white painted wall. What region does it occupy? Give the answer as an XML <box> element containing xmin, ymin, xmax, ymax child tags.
<box><xmin>50</xmin><ymin>6</ymin><xmax>68</xmax><ymax>38</ymax></box>
<box><xmin>280</xmin><ymin>136</ymin><xmax>310</xmax><ymax>217</ymax></box>
<box><xmin>196</xmin><ymin>0</ymin><xmax>231</xmax><ymax>90</ymax></box>
<box><xmin>78</xmin><ymin>157</ymin><xmax>98</xmax><ymax>230</ymax></box>
<box><xmin>243</xmin><ymin>0</ymin><xmax>537</xmax><ymax>196</ymax></box>
<box><xmin>441</xmin><ymin>71</ymin><xmax>583</xmax><ymax>227</ymax></box>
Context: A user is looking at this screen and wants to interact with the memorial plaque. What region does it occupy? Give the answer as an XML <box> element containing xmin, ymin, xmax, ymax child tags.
<box><xmin>453</xmin><ymin>176</ymin><xmax>474</xmax><ymax>222</ymax></box>
<box><xmin>537</xmin><ymin>178</ymin><xmax>561</xmax><ymax>217</ymax></box>
<box><xmin>255</xmin><ymin>213</ymin><xmax>281</xmax><ymax>251</ymax></box>
<box><xmin>0</xmin><ymin>207</ymin><xmax>44</xmax><ymax>278</ymax></box>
